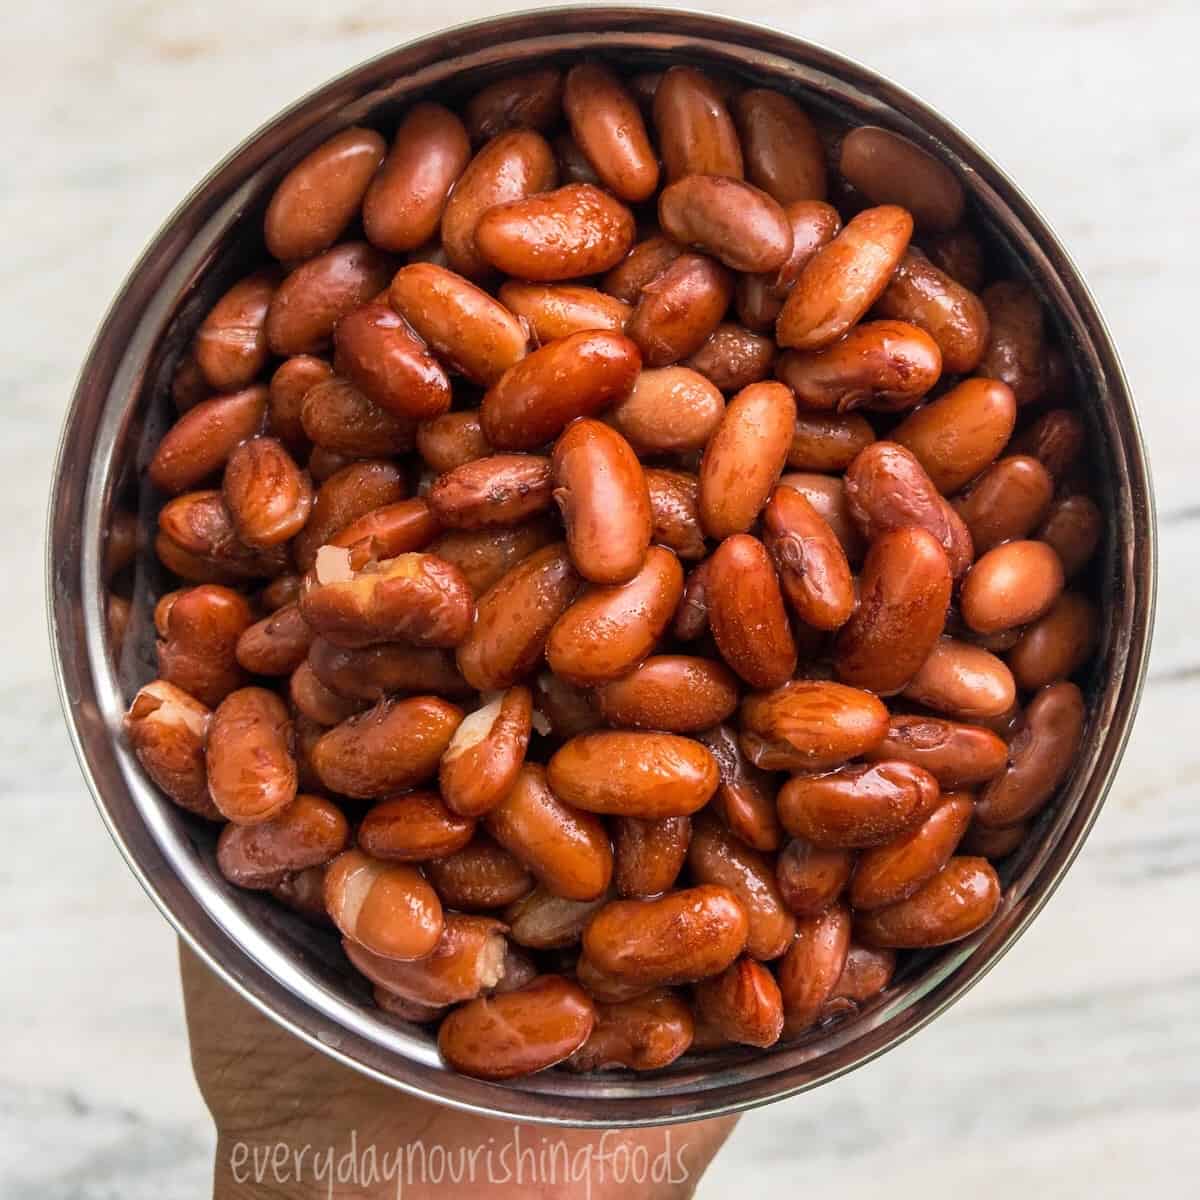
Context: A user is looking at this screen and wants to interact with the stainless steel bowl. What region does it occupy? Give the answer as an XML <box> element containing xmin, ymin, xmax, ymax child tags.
<box><xmin>47</xmin><ymin>5</ymin><xmax>1156</xmax><ymax>1126</ymax></box>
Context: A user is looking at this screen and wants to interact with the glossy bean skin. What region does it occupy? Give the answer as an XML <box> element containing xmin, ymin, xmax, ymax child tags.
<box><xmin>695</xmin><ymin>957</ymin><xmax>784</xmax><ymax>1048</ymax></box>
<box><xmin>222</xmin><ymin>435</ymin><xmax>313</xmax><ymax>549</ymax></box>
<box><xmin>563</xmin><ymin>63</ymin><xmax>659</xmax><ymax>203</ymax></box>
<box><xmin>547</xmin><ymin>731</ymin><xmax>719</xmax><ymax>819</ymax></box>
<box><xmin>902</xmin><ymin>637</ymin><xmax>1017</xmax><ymax>721</ymax></box>
<box><xmin>476</xmin><ymin>183</ymin><xmax>635</xmax><ymax>281</ymax></box>
<box><xmin>706</xmin><ymin>534</ymin><xmax>797</xmax><ymax>690</ymax></box>
<box><xmin>156</xmin><ymin>491</ymin><xmax>289</xmax><ymax>581</ymax></box>
<box><xmin>156</xmin><ymin>584</ymin><xmax>253</xmax><ymax>708</ymax></box>
<box><xmin>855</xmin><ymin>856</ymin><xmax>1001</xmax><ymax>948</ymax></box>
<box><xmin>289</xmin><ymin>659</ymin><xmax>367</xmax><ymax>726</ymax></box>
<box><xmin>735</xmin><ymin>89</ymin><xmax>825</xmax><ymax>204</ymax></box>
<box><xmin>1007</xmin><ymin>592</ymin><xmax>1099</xmax><ymax>691</ymax></box>
<box><xmin>672</xmin><ymin>558</ymin><xmax>712</xmax><ymax>642</ymax></box>
<box><xmin>546</xmin><ymin>545</ymin><xmax>683</xmax><ymax>685</ymax></box>
<box><xmin>484</xmin><ymin>763</ymin><xmax>613</xmax><ymax>901</ymax></box>
<box><xmin>328</xmin><ymin>497</ymin><xmax>440</xmax><ymax>561</ymax></box>
<box><xmin>820</xmin><ymin>943</ymin><xmax>896</xmax><ymax>1019</ymax></box>
<box><xmin>426</xmin><ymin>454</ymin><xmax>553</xmax><ymax>529</ymax></box>
<box><xmin>976</xmin><ymin>682</ymin><xmax>1086</xmax><ymax>828</ymax></box>
<box><xmin>236</xmin><ymin>603</ymin><xmax>313</xmax><ymax>676</ymax></box>
<box><xmin>777</xmin><ymin>903</ymin><xmax>852</xmax><ymax>1035</ymax></box>
<box><xmin>645</xmin><ymin>468</ymin><xmax>707</xmax><ymax>561</ymax></box>
<box><xmin>1011</xmin><ymin>408</ymin><xmax>1087</xmax><ymax>480</ymax></box>
<box><xmin>307</xmin><ymin>638</ymin><xmax>468</xmax><ymax>701</ymax></box>
<box><xmin>834</xmin><ymin>526</ymin><xmax>953</xmax><ymax>694</ymax></box>
<box><xmin>505</xmin><ymin>888</ymin><xmax>608</xmax><ymax>950</ymax></box>
<box><xmin>594</xmin><ymin>655</ymin><xmax>738</xmax><ymax>732</ymax></box>
<box><xmin>626</xmin><ymin>254</ymin><xmax>734</xmax><ymax>368</ymax></box>
<box><xmin>429</xmin><ymin>518</ymin><xmax>557</xmax><ymax>597</ymax></box>
<box><xmin>776</xmin><ymin>838</ymin><xmax>854</xmax><ymax>917</ymax></box>
<box><xmin>739</xmin><ymin>680</ymin><xmax>889</xmax><ymax>771</ymax></box>
<box><xmin>439</xmin><ymin>686</ymin><xmax>533</xmax><ymax>817</ymax></box>
<box><xmin>415</xmin><ymin>411</ymin><xmax>492</xmax><ymax>474</ymax></box>
<box><xmin>849</xmin><ymin>792</ymin><xmax>974</xmax><ymax>910</ymax></box>
<box><xmin>659</xmin><ymin>176</ymin><xmax>793</xmax><ymax>274</ymax></box>
<box><xmin>864</xmin><ymin>715</ymin><xmax>1008</xmax><ymax>789</ymax></box>
<box><xmin>269</xmin><ymin>355</ymin><xmax>332</xmax><ymax>450</ymax></box>
<box><xmin>953</xmin><ymin>455</ymin><xmax>1054</xmax><ymax>555</ymax></box>
<box><xmin>568</xmin><ymin>989</ymin><xmax>694</xmax><ymax>1071</ymax></box>
<box><xmin>324</xmin><ymin>849</ymin><xmax>444</xmax><ymax>961</ymax></box>
<box><xmin>696</xmin><ymin>724</ymin><xmax>784</xmax><ymax>852</ymax></box>
<box><xmin>148</xmin><ymin>387</ymin><xmax>268</xmax><ymax>496</ymax></box>
<box><xmin>265</xmin><ymin>128</ymin><xmax>386</xmax><ymax>261</ymax></box>
<box><xmin>891</xmin><ymin>377</ymin><xmax>1017</xmax><ymax>494</ymax></box>
<box><xmin>776</xmin><ymin>206</ymin><xmax>914</xmax><ymax>351</ymax></box>
<box><xmin>194</xmin><ymin>269</ymin><xmax>279</xmax><ymax>391</ymax></box>
<box><xmin>266</xmin><ymin>242</ymin><xmax>393</xmax><ymax>356</ymax></box>
<box><xmin>123</xmin><ymin>681</ymin><xmax>218</xmax><ymax>819</ymax></box>
<box><xmin>979</xmin><ymin>281</ymin><xmax>1046</xmax><ymax>406</ymax></box>
<box><xmin>961</xmin><ymin>818</ymin><xmax>1027</xmax><ymax>859</ymax></box>
<box><xmin>464</xmin><ymin>67</ymin><xmax>562</xmax><ymax>142</ymax></box>
<box><xmin>613</xmin><ymin>816</ymin><xmax>691</xmax><ymax>898</ymax></box>
<box><xmin>424</xmin><ymin>834</ymin><xmax>534</xmax><ymax>911</ymax></box>
<box><xmin>775</xmin><ymin>320</ymin><xmax>942</xmax><ymax>413</ymax></box>
<box><xmin>300</xmin><ymin>377</ymin><xmax>415</xmax><ymax>458</ymax></box>
<box><xmin>787</xmin><ymin>411</ymin><xmax>875</xmax><ymax>472</ymax></box>
<box><xmin>206</xmin><ymin>687</ymin><xmax>297</xmax><ymax>825</ymax></box>
<box><xmin>437</xmin><ymin>975</ymin><xmax>596</xmax><ymax>1080</ymax></box>
<box><xmin>293</xmin><ymin>460</ymin><xmax>405</xmax><ymax>572</ymax></box>
<box><xmin>1037</xmin><ymin>493</ymin><xmax>1103</xmax><ymax>579</ymax></box>
<box><xmin>533</xmin><ymin>672</ymin><xmax>601</xmax><ymax>739</ymax></box>
<box><xmin>481</xmin><ymin>330</ymin><xmax>642</xmax><ymax>451</ymax></box>
<box><xmin>310</xmin><ymin>696</ymin><xmax>463</xmax><ymax>798</ymax></box>
<box><xmin>762</xmin><ymin>484</ymin><xmax>855</xmax><ymax>631</ymax></box>
<box><xmin>684</xmin><ymin>322</ymin><xmax>777</xmax><ymax>394</ymax></box>
<box><xmin>924</xmin><ymin>227</ymin><xmax>986</xmax><ymax>291</ymax></box>
<box><xmin>839</xmin><ymin>127</ymin><xmax>964</xmax><ymax>233</ymax></box>
<box><xmin>653</xmin><ymin>66</ymin><xmax>744</xmax><ymax>182</ymax></box>
<box><xmin>457</xmin><ymin>543</ymin><xmax>580</xmax><ymax>691</ymax></box>
<box><xmin>439</xmin><ymin>129</ymin><xmax>558</xmax><ymax>280</ymax></box>
<box><xmin>217</xmin><ymin>794</ymin><xmax>349</xmax><ymax>888</ymax></box>
<box><xmin>582</xmin><ymin>885</ymin><xmax>749</xmax><ymax>987</ymax></box>
<box><xmin>498</xmin><ymin>282</ymin><xmax>631</xmax><ymax>343</ymax></box>
<box><xmin>780</xmin><ymin>472</ymin><xmax>866</xmax><ymax>564</ymax></box>
<box><xmin>357</xmin><ymin>791</ymin><xmax>476</xmax><ymax>861</ymax></box>
<box><xmin>389</xmin><ymin>262</ymin><xmax>529</xmax><ymax>386</ymax></box>
<box><xmin>608</xmin><ymin>367</ymin><xmax>725</xmax><ymax>455</ymax></box>
<box><xmin>961</xmin><ymin>540</ymin><xmax>1065</xmax><ymax>635</ymax></box>
<box><xmin>600</xmin><ymin>235</ymin><xmax>683</xmax><ymax>305</ymax></box>
<box><xmin>363</xmin><ymin>103</ymin><xmax>471</xmax><ymax>252</ymax></box>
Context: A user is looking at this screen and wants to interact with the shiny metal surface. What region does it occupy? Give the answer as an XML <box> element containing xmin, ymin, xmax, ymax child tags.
<box><xmin>46</xmin><ymin>5</ymin><xmax>1156</xmax><ymax>1126</ymax></box>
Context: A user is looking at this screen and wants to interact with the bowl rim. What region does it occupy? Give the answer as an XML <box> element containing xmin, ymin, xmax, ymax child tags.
<box><xmin>46</xmin><ymin>3</ymin><xmax>1157</xmax><ymax>1127</ymax></box>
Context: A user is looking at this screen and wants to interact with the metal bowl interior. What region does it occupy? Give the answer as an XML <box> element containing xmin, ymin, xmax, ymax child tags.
<box><xmin>47</xmin><ymin>5</ymin><xmax>1155</xmax><ymax>1125</ymax></box>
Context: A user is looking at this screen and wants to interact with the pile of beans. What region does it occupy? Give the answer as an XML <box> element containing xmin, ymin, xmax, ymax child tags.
<box><xmin>112</xmin><ymin>60</ymin><xmax>1103</xmax><ymax>1082</ymax></box>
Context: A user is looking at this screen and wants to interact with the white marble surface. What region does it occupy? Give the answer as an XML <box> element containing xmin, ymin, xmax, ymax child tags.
<box><xmin>5</xmin><ymin>0</ymin><xmax>1199</xmax><ymax>1193</ymax></box>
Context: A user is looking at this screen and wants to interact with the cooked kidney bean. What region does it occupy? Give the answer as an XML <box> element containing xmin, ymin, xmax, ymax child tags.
<box><xmin>653</xmin><ymin>66</ymin><xmax>743</xmax><ymax>182</ymax></box>
<box><xmin>498</xmin><ymin>281</ymin><xmax>630</xmax><ymax>342</ymax></box>
<box><xmin>325</xmin><ymin>849</ymin><xmax>444</xmax><ymax>960</ymax></box>
<box><xmin>194</xmin><ymin>269</ymin><xmax>279</xmax><ymax>392</ymax></box>
<box><xmin>424</xmin><ymin>834</ymin><xmax>534</xmax><ymax>911</ymax></box>
<box><xmin>786</xmin><ymin>411</ymin><xmax>875</xmax><ymax>472</ymax></box>
<box><xmin>902</xmin><ymin>637</ymin><xmax>1017</xmax><ymax>721</ymax></box>
<box><xmin>626</xmin><ymin>253</ymin><xmax>734</xmax><ymax>368</ymax></box>
<box><xmin>217</xmin><ymin>794</ymin><xmax>349</xmax><ymax>888</ymax></box>
<box><xmin>777</xmin><ymin>903</ymin><xmax>852</xmax><ymax>1035</ymax></box>
<box><xmin>644</xmin><ymin>468</ymin><xmax>707</xmax><ymax>561</ymax></box>
<box><xmin>594</xmin><ymin>655</ymin><xmax>738</xmax><ymax>732</ymax></box>
<box><xmin>568</xmin><ymin>988</ymin><xmax>694</xmax><ymax>1070</ymax></box>
<box><xmin>124</xmin><ymin>681</ymin><xmax>218</xmax><ymax>818</ymax></box>
<box><xmin>776</xmin><ymin>838</ymin><xmax>854</xmax><ymax>917</ymax></box>
<box><xmin>953</xmin><ymin>454</ymin><xmax>1054</xmax><ymax>554</ymax></box>
<box><xmin>564</xmin><ymin>63</ymin><xmax>659</xmax><ymax>202</ymax></box>
<box><xmin>600</xmin><ymin>234</ymin><xmax>683</xmax><ymax>304</ymax></box>
<box><xmin>504</xmin><ymin>888</ymin><xmax>608</xmax><ymax>950</ymax></box>
<box><xmin>609</xmin><ymin>368</ymin><xmax>725</xmax><ymax>455</ymax></box>
<box><xmin>865</xmin><ymin>714</ymin><xmax>1008</xmax><ymax>789</ymax></box>
<box><xmin>357</xmin><ymin>791</ymin><xmax>476</xmax><ymax>861</ymax></box>
<box><xmin>684</xmin><ymin>322</ymin><xmax>777</xmax><ymax>393</ymax></box>
<box><xmin>1007</xmin><ymin>591</ymin><xmax>1099</xmax><ymax>691</ymax></box>
<box><xmin>979</xmin><ymin>281</ymin><xmax>1047</xmax><ymax>406</ymax></box>
<box><xmin>1038</xmin><ymin>493</ymin><xmax>1103</xmax><ymax>578</ymax></box>
<box><xmin>839</xmin><ymin>127</ymin><xmax>964</xmax><ymax>232</ymax></box>
<box><xmin>206</xmin><ymin>687</ymin><xmax>297</xmax><ymax>824</ymax></box>
<box><xmin>735</xmin><ymin>89</ymin><xmax>825</xmax><ymax>204</ymax></box>
<box><xmin>148</xmin><ymin>387</ymin><xmax>268</xmax><ymax>496</ymax></box>
<box><xmin>612</xmin><ymin>815</ymin><xmax>691</xmax><ymax>898</ymax></box>
<box><xmin>820</xmin><ymin>943</ymin><xmax>896</xmax><ymax>1019</ymax></box>
<box><xmin>779</xmin><ymin>471</ymin><xmax>867</xmax><ymax>564</ymax></box>
<box><xmin>156</xmin><ymin>584</ymin><xmax>252</xmax><ymax>707</ymax></box>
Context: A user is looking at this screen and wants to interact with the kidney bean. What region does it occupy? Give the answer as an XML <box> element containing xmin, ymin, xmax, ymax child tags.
<box><xmin>464</xmin><ymin>67</ymin><xmax>562</xmax><ymax>141</ymax></box>
<box><xmin>658</xmin><ymin>176</ymin><xmax>792</xmax><ymax>274</ymax></box>
<box><xmin>819</xmin><ymin>943</ymin><xmax>896</xmax><ymax>1019</ymax></box>
<box><xmin>786</xmin><ymin>411</ymin><xmax>875</xmax><ymax>472</ymax></box>
<box><xmin>270</xmin><ymin>863</ymin><xmax>331</xmax><ymax>925</ymax></box>
<box><xmin>311</xmin><ymin>696</ymin><xmax>462</xmax><ymax>798</ymax></box>
<box><xmin>612</xmin><ymin>816</ymin><xmax>691</xmax><ymax>898</ymax></box>
<box><xmin>193</xmin><ymin>268</ymin><xmax>279</xmax><ymax>391</ymax></box>
<box><xmin>440</xmin><ymin>129</ymin><xmax>558</xmax><ymax>279</ymax></box>
<box><xmin>328</xmin><ymin>499</ymin><xmax>440</xmax><ymax>563</ymax></box>
<box><xmin>426</xmin><ymin>454</ymin><xmax>553</xmax><ymax>530</ymax></box>
<box><xmin>777</xmin><ymin>206</ymin><xmax>913</xmax><ymax>351</ymax></box>
<box><xmin>504</xmin><ymin>888</ymin><xmax>608</xmax><ymax>950</ymax></box>
<box><xmin>600</xmin><ymin>235</ymin><xmax>684</xmax><ymax>304</ymax></box>
<box><xmin>356</xmin><ymin>791</ymin><xmax>473</xmax><ymax>862</ymax></box>
<box><xmin>1011</xmin><ymin>408</ymin><xmax>1087</xmax><ymax>480</ymax></box>
<box><xmin>362</xmin><ymin>103</ymin><xmax>471</xmax><ymax>252</ymax></box>
<box><xmin>157</xmin><ymin>491</ymin><xmax>289</xmax><ymax>580</ymax></box>
<box><xmin>457</xmin><ymin>543</ymin><xmax>579</xmax><ymax>690</ymax></box>
<box><xmin>777</xmin><ymin>903</ymin><xmax>852</xmax><ymax>1034</ymax></box>
<box><xmin>961</xmin><ymin>818</ymin><xmax>1027</xmax><ymax>859</ymax></box>
<box><xmin>1037</xmin><ymin>493</ymin><xmax>1103</xmax><ymax>578</ymax></box>
<box><xmin>568</xmin><ymin>988</ymin><xmax>694</xmax><ymax>1071</ymax></box>
<box><xmin>953</xmin><ymin>454</ymin><xmax>1054</xmax><ymax>555</ymax></box>
<box><xmin>695</xmin><ymin>961</ymin><xmax>784</xmax><ymax>1055</ymax></box>
<box><xmin>155</xmin><ymin>584</ymin><xmax>252</xmax><ymax>708</ymax></box>
<box><xmin>979</xmin><ymin>281</ymin><xmax>1046</xmax><ymax>406</ymax></box>
<box><xmin>415</xmin><ymin>412</ymin><xmax>492</xmax><ymax>475</ymax></box>
<box><xmin>438</xmin><ymin>975</ymin><xmax>595</xmax><ymax>1080</ymax></box>
<box><xmin>779</xmin><ymin>471</ymin><xmax>866</xmax><ymax>564</ymax></box>
<box><xmin>1007</xmin><ymin>591</ymin><xmax>1099</xmax><ymax>692</ymax></box>
<box><xmin>289</xmin><ymin>660</ymin><xmax>368</xmax><ymax>725</ymax></box>
<box><xmin>389</xmin><ymin>262</ymin><xmax>530</xmax><ymax>386</ymax></box>
<box><xmin>300</xmin><ymin>376</ymin><xmax>415</xmax><ymax>458</ymax></box>
<box><xmin>259</xmin><ymin>573</ymin><xmax>303</xmax><ymax>612</ymax></box>
<box><xmin>439</xmin><ymin>687</ymin><xmax>533</xmax><ymax>818</ymax></box>
<box><xmin>653</xmin><ymin>66</ymin><xmax>743</xmax><ymax>182</ymax></box>
<box><xmin>865</xmin><ymin>714</ymin><xmax>1008</xmax><ymax>789</ymax></box>
<box><xmin>775</xmin><ymin>838</ymin><xmax>854</xmax><ymax>917</ymax></box>
<box><xmin>583</xmin><ymin>885</ymin><xmax>748</xmax><ymax>987</ymax></box>
<box><xmin>608</xmin><ymin>367</ymin><xmax>725</xmax><ymax>456</ymax></box>
<box><xmin>306</xmin><ymin>638</ymin><xmax>467</xmax><ymax>702</ymax></box>
<box><xmin>484</xmin><ymin>763</ymin><xmax>612</xmax><ymax>901</ymax></box>
<box><xmin>573</xmin><ymin>954</ymin><xmax>656</xmax><ymax>1004</ymax></box>
<box><xmin>235</xmin><ymin>604</ymin><xmax>313</xmax><ymax>676</ymax></box>
<box><xmin>694</xmin><ymin>724</ymin><xmax>783</xmax><ymax>852</ymax></box>
<box><xmin>839</xmin><ymin>127</ymin><xmax>964</xmax><ymax>232</ymax></box>
<box><xmin>268</xmin><ymin>355</ymin><xmax>331</xmax><ymax>449</ymax></box>
<box><xmin>924</xmin><ymin>227</ymin><xmax>985</xmax><ymax>291</ymax></box>
<box><xmin>594</xmin><ymin>655</ymin><xmax>738</xmax><ymax>733</ymax></box>
<box><xmin>123</xmin><ymin>680</ymin><xmax>218</xmax><ymax>819</ymax></box>
<box><xmin>499</xmin><ymin>282</ymin><xmax>631</xmax><ymax>343</ymax></box>
<box><xmin>626</xmin><ymin>253</ymin><xmax>734</xmax><ymax>368</ymax></box>
<box><xmin>222</xmin><ymin>435</ymin><xmax>313</xmax><ymax>550</ymax></box>
<box><xmin>532</xmin><ymin>672</ymin><xmax>601</xmax><ymax>739</ymax></box>
<box><xmin>644</xmin><ymin>468</ymin><xmax>707</xmax><ymax>561</ymax></box>
<box><xmin>425</xmin><ymin>834</ymin><xmax>534</xmax><ymax>911</ymax></box>
<box><xmin>172</xmin><ymin>351</ymin><xmax>213</xmax><ymax>413</ymax></box>
<box><xmin>835</xmin><ymin>527</ymin><xmax>952</xmax><ymax>693</ymax></box>
<box><xmin>685</xmin><ymin>323</ymin><xmax>777</xmax><ymax>394</ymax></box>
<box><xmin>217</xmin><ymin>794</ymin><xmax>348</xmax><ymax>889</ymax></box>
<box><xmin>148</xmin><ymin>387</ymin><xmax>268</xmax><ymax>496</ymax></box>
<box><xmin>734</xmin><ymin>88</ymin><xmax>825</xmax><ymax>204</ymax></box>
<box><xmin>429</xmin><ymin>520</ymin><xmax>556</xmax><ymax>599</ymax></box>
<box><xmin>206</xmin><ymin>687</ymin><xmax>297</xmax><ymax>824</ymax></box>
<box><xmin>481</xmin><ymin>330</ymin><xmax>642</xmax><ymax>450</ymax></box>
<box><xmin>672</xmin><ymin>558</ymin><xmax>712</xmax><ymax>642</ymax></box>
<box><xmin>902</xmin><ymin>637</ymin><xmax>1017</xmax><ymax>720</ymax></box>
<box><xmin>546</xmin><ymin>544</ymin><xmax>682</xmax><ymax>684</ymax></box>
<box><xmin>294</xmin><ymin>459</ymin><xmax>406</xmax><ymax>571</ymax></box>
<box><xmin>961</xmin><ymin>540</ymin><xmax>1064</xmax><ymax>636</ymax></box>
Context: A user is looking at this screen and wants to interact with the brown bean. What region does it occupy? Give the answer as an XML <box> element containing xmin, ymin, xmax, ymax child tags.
<box><xmin>429</xmin><ymin>518</ymin><xmax>558</xmax><ymax>597</ymax></box>
<box><xmin>324</xmin><ymin>849</ymin><xmax>443</xmax><ymax>960</ymax></box>
<box><xmin>552</xmin><ymin>419</ymin><xmax>650</xmax><ymax>584</ymax></box>
<box><xmin>426</xmin><ymin>454</ymin><xmax>553</xmax><ymax>529</ymax></box>
<box><xmin>659</xmin><ymin>176</ymin><xmax>792</xmax><ymax>273</ymax></box>
<box><xmin>288</xmin><ymin>660</ymin><xmax>365</xmax><ymax>727</ymax></box>
<box><xmin>222</xmin><ymin>435</ymin><xmax>312</xmax><ymax>549</ymax></box>
<box><xmin>819</xmin><ymin>943</ymin><xmax>896</xmax><ymax>1019</ymax></box>
<box><xmin>357</xmin><ymin>791</ymin><xmax>475</xmax><ymax>861</ymax></box>
<box><xmin>695</xmin><ymin>724</ymin><xmax>783</xmax><ymax>852</ymax></box>
<box><xmin>363</xmin><ymin>103</ymin><xmax>471</xmax><ymax>252</ymax></box>
<box><xmin>306</xmin><ymin>637</ymin><xmax>468</xmax><ymax>704</ymax></box>
<box><xmin>206</xmin><ymin>687</ymin><xmax>297</xmax><ymax>824</ymax></box>
<box><xmin>960</xmin><ymin>818</ymin><xmax>1027</xmax><ymax>859</ymax></box>
<box><xmin>695</xmin><ymin>958</ymin><xmax>784</xmax><ymax>1048</ymax></box>
<box><xmin>556</xmin><ymin>127</ymin><xmax>608</xmax><ymax>187</ymax></box>
<box><xmin>171</xmin><ymin>351</ymin><xmax>212</xmax><ymax>413</ymax></box>
<box><xmin>465</xmin><ymin>67</ymin><xmax>563</xmax><ymax>142</ymax></box>
<box><xmin>481</xmin><ymin>330</ymin><xmax>641</xmax><ymax>450</ymax></box>
<box><xmin>217</xmin><ymin>794</ymin><xmax>349</xmax><ymax>888</ymax></box>
<box><xmin>1007</xmin><ymin>592</ymin><xmax>1098</xmax><ymax>691</ymax></box>
<box><xmin>439</xmin><ymin>686</ymin><xmax>533</xmax><ymax>817</ymax></box>
<box><xmin>839</xmin><ymin>126</ymin><xmax>964</xmax><ymax>233</ymax></box>
<box><xmin>777</xmin><ymin>903</ymin><xmax>852</xmax><ymax>1034</ymax></box>
<box><xmin>266</xmin><ymin>242</ymin><xmax>393</xmax><ymax>356</ymax></box>
<box><xmin>310</xmin><ymin>696</ymin><xmax>462</xmax><ymax>798</ymax></box>
<box><xmin>425</xmin><ymin>834</ymin><xmax>534</xmax><ymax>911</ymax></box>
<box><xmin>776</xmin><ymin>206</ymin><xmax>913</xmax><ymax>351</ymax></box>
<box><xmin>762</xmin><ymin>484</ymin><xmax>855</xmax><ymax>631</ymax></box>
<box><xmin>779</xmin><ymin>472</ymin><xmax>866</xmax><ymax>564</ymax></box>
<box><xmin>902</xmin><ymin>637</ymin><xmax>1017</xmax><ymax>720</ymax></box>
<box><xmin>600</xmin><ymin>235</ymin><xmax>683</xmax><ymax>304</ymax></box>
<box><xmin>156</xmin><ymin>584</ymin><xmax>253</xmax><ymax>707</ymax></box>
<box><xmin>645</xmin><ymin>468</ymin><xmax>707</xmax><ymax>561</ymax></box>
<box><xmin>235</xmin><ymin>603</ymin><xmax>313</xmax><ymax>676</ymax></box>
<box><xmin>498</xmin><ymin>282</ymin><xmax>630</xmax><ymax>343</ymax></box>
<box><xmin>776</xmin><ymin>838</ymin><xmax>854</xmax><ymax>916</ymax></box>
<box><xmin>976</xmin><ymin>682</ymin><xmax>1086</xmax><ymax>827</ymax></box>
<box><xmin>328</xmin><ymin>497</ymin><xmax>440</xmax><ymax>561</ymax></box>
<box><xmin>568</xmin><ymin>988</ymin><xmax>694</xmax><ymax>1070</ymax></box>
<box><xmin>979</xmin><ymin>281</ymin><xmax>1046</xmax><ymax>406</ymax></box>
<box><xmin>653</xmin><ymin>66</ymin><xmax>743</xmax><ymax>182</ymax></box>
<box><xmin>415</xmin><ymin>411</ymin><xmax>493</xmax><ymax>474</ymax></box>
<box><xmin>703</xmin><ymin>535</ymin><xmax>794</xmax><ymax>688</ymax></box>
<box><xmin>626</xmin><ymin>253</ymin><xmax>734</xmax><ymax>367</ymax></box>
<box><xmin>775</xmin><ymin>320</ymin><xmax>942</xmax><ymax>413</ymax></box>
<box><xmin>684</xmin><ymin>322</ymin><xmax>777</xmax><ymax>393</ymax></box>
<box><xmin>157</xmin><ymin>491</ymin><xmax>289</xmax><ymax>580</ymax></box>
<box><xmin>389</xmin><ymin>262</ymin><xmax>529</xmax><ymax>386</ymax></box>
<box><xmin>300</xmin><ymin>377</ymin><xmax>415</xmax><ymax>458</ymax></box>
<box><xmin>835</xmin><ymin>527</ymin><xmax>952</xmax><ymax>693</ymax></box>
<box><xmin>294</xmin><ymin>460</ymin><xmax>406</xmax><ymax>572</ymax></box>
<box><xmin>595</xmin><ymin>655</ymin><xmax>738</xmax><ymax>733</ymax></box>
<box><xmin>864</xmin><ymin>715</ymin><xmax>1008</xmax><ymax>789</ymax></box>
<box><xmin>613</xmin><ymin>816</ymin><xmax>691</xmax><ymax>898</ymax></box>
<box><xmin>123</xmin><ymin>681</ymin><xmax>218</xmax><ymax>819</ymax></box>
<box><xmin>504</xmin><ymin>888</ymin><xmax>608</xmax><ymax>950</ymax></box>
<box><xmin>532</xmin><ymin>672</ymin><xmax>601</xmax><ymax>739</ymax></box>
<box><xmin>608</xmin><ymin>368</ymin><xmax>725</xmax><ymax>455</ymax></box>
<box><xmin>953</xmin><ymin>454</ymin><xmax>1054</xmax><ymax>554</ymax></box>
<box><xmin>786</xmin><ymin>411</ymin><xmax>875</xmax><ymax>472</ymax></box>
<box><xmin>924</xmin><ymin>227</ymin><xmax>985</xmax><ymax>291</ymax></box>
<box><xmin>438</xmin><ymin>975</ymin><xmax>595</xmax><ymax>1080</ymax></box>
<box><xmin>546</xmin><ymin>545</ymin><xmax>682</xmax><ymax>685</ymax></box>
<box><xmin>583</xmin><ymin>885</ymin><xmax>749</xmax><ymax>986</ymax></box>
<box><xmin>672</xmin><ymin>558</ymin><xmax>712</xmax><ymax>642</ymax></box>
<box><xmin>548</xmin><ymin>731</ymin><xmax>719</xmax><ymax>819</ymax></box>
<box><xmin>735</xmin><ymin>89</ymin><xmax>826</xmax><ymax>204</ymax></box>
<box><xmin>1011</xmin><ymin>408</ymin><xmax>1087</xmax><ymax>480</ymax></box>
<box><xmin>1037</xmin><ymin>493</ymin><xmax>1103</xmax><ymax>579</ymax></box>
<box><xmin>148</xmin><ymin>387</ymin><xmax>268</xmax><ymax>495</ymax></box>
<box><xmin>457</xmin><ymin>543</ymin><xmax>579</xmax><ymax>690</ymax></box>
<box><xmin>194</xmin><ymin>268</ymin><xmax>279</xmax><ymax>391</ymax></box>
<box><xmin>440</xmin><ymin>129</ymin><xmax>558</xmax><ymax>279</ymax></box>
<box><xmin>855</xmin><ymin>856</ymin><xmax>1000</xmax><ymax>948</ymax></box>
<box><xmin>484</xmin><ymin>763</ymin><xmax>613</xmax><ymax>901</ymax></box>
<box><xmin>960</xmin><ymin>539</ymin><xmax>1064</xmax><ymax>635</ymax></box>
<box><xmin>265</xmin><ymin>128</ymin><xmax>386</xmax><ymax>261</ymax></box>
<box><xmin>269</xmin><ymin>355</ymin><xmax>331</xmax><ymax>449</ymax></box>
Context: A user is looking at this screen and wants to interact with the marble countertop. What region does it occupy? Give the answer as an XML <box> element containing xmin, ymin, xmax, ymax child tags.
<box><xmin>5</xmin><ymin>0</ymin><xmax>1198</xmax><ymax>1194</ymax></box>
